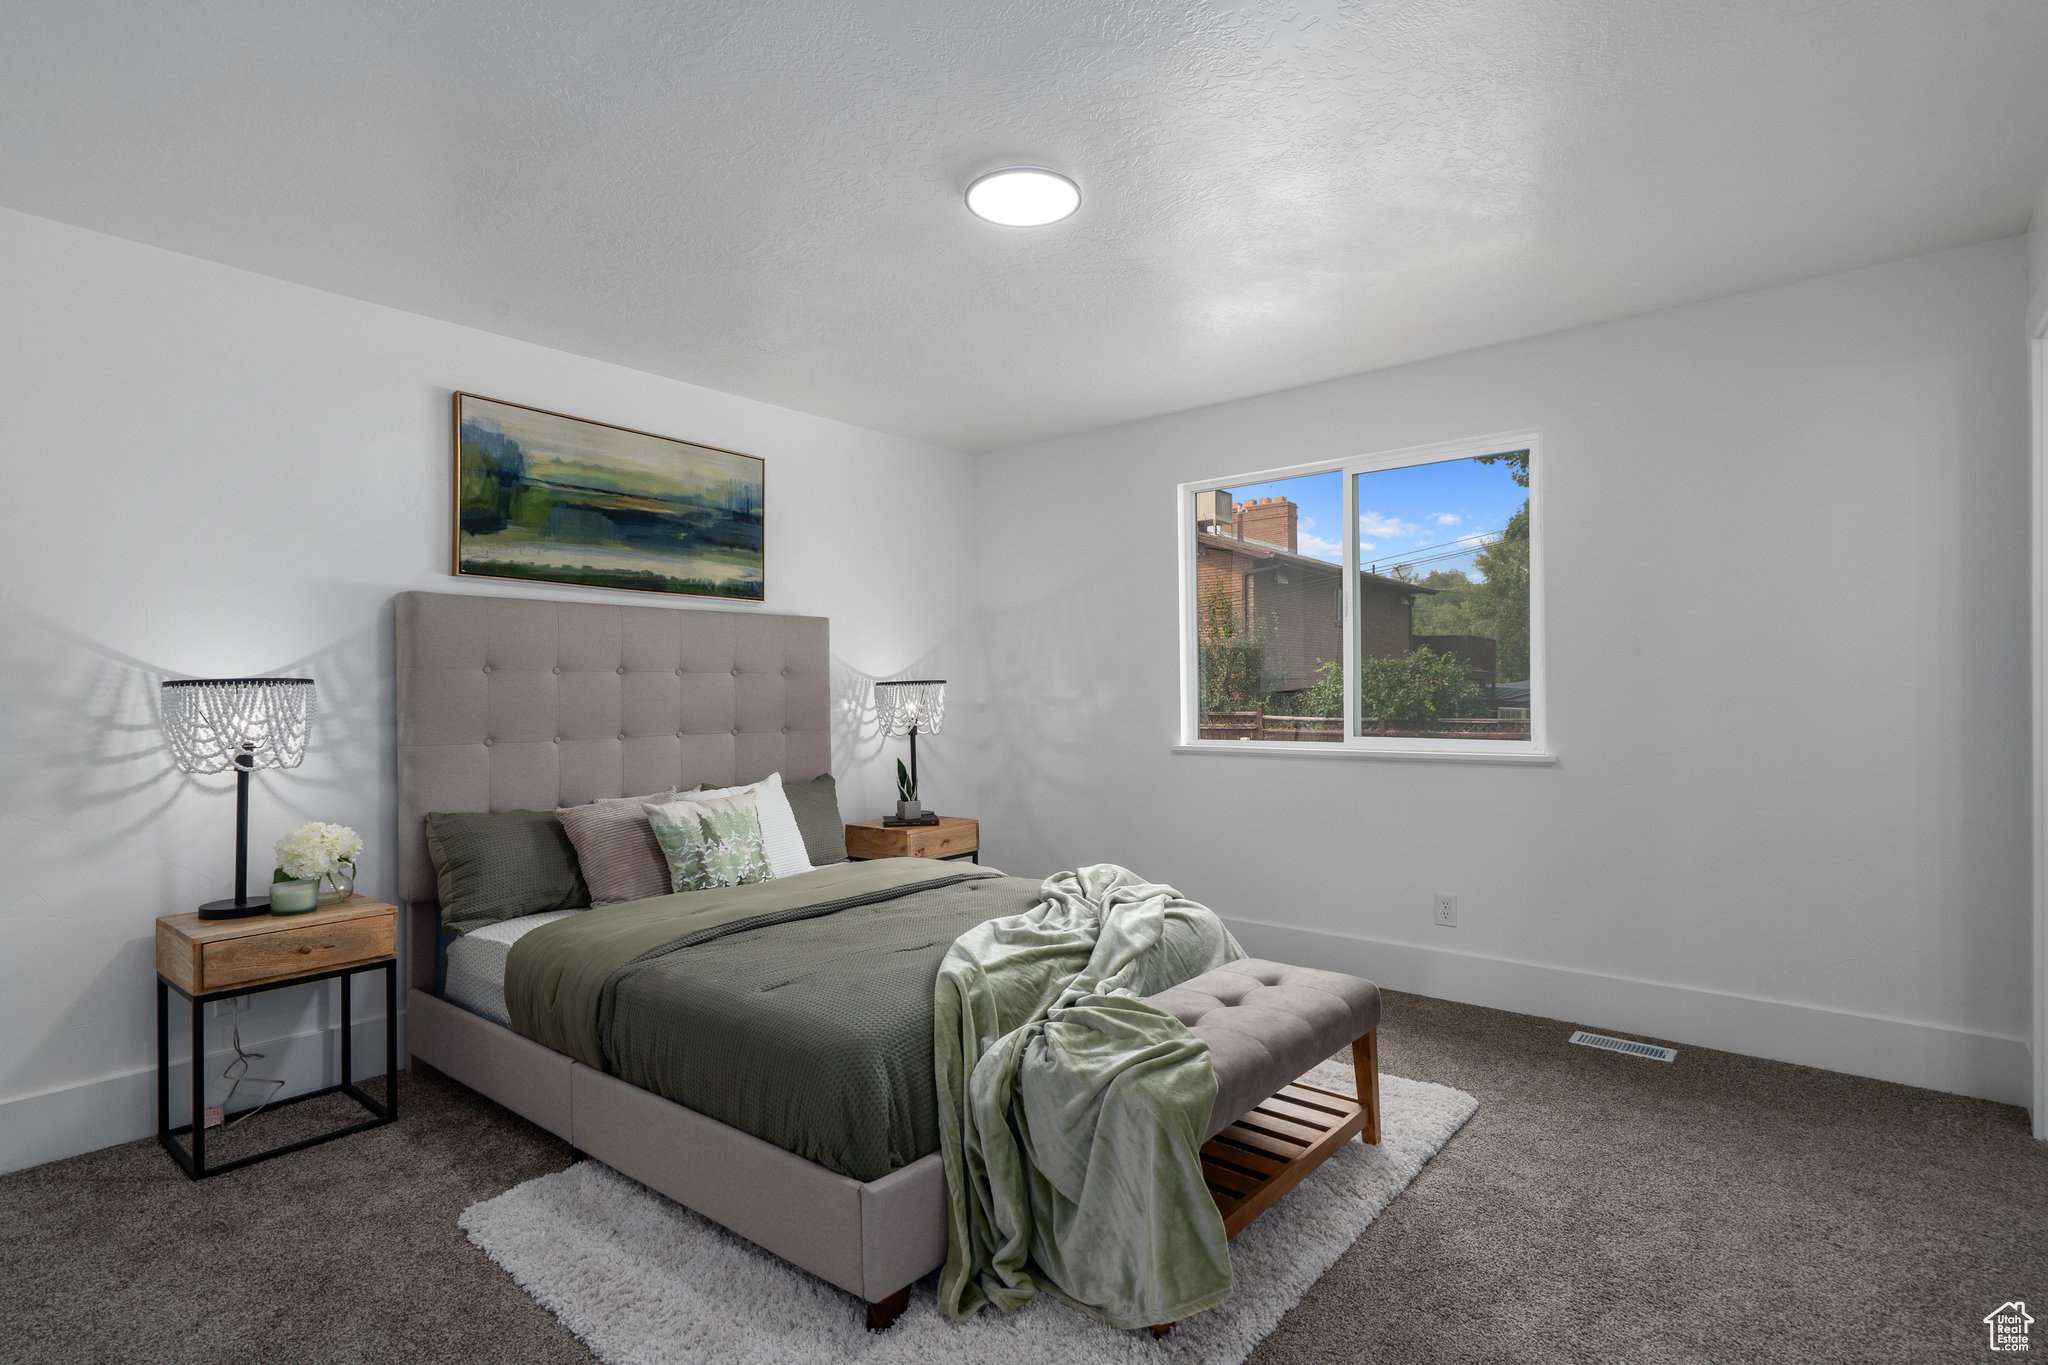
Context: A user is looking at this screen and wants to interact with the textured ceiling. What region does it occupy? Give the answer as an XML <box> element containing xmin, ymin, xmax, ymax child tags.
<box><xmin>6</xmin><ymin>1</ymin><xmax>2048</xmax><ymax>452</ymax></box>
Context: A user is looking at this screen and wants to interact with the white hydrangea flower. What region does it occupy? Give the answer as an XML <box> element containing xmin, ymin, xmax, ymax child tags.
<box><xmin>322</xmin><ymin>823</ymin><xmax>364</xmax><ymax>865</ymax></box>
<box><xmin>274</xmin><ymin>821</ymin><xmax>362</xmax><ymax>880</ymax></box>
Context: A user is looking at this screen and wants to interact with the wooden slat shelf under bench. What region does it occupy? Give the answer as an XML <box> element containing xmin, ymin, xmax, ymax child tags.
<box><xmin>1201</xmin><ymin>1030</ymin><xmax>1381</xmax><ymax>1239</ymax></box>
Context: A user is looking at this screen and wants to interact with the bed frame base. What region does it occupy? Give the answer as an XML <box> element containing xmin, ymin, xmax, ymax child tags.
<box><xmin>407</xmin><ymin>985</ymin><xmax>941</xmax><ymax>1324</ymax></box>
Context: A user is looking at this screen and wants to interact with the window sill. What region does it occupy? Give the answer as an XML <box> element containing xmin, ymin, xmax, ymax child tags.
<box><xmin>1171</xmin><ymin>742</ymin><xmax>1558</xmax><ymax>767</ymax></box>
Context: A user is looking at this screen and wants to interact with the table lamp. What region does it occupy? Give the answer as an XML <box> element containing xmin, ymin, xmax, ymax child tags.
<box><xmin>873</xmin><ymin>678</ymin><xmax>945</xmax><ymax>825</ymax></box>
<box><xmin>161</xmin><ymin>677</ymin><xmax>316</xmax><ymax>919</ymax></box>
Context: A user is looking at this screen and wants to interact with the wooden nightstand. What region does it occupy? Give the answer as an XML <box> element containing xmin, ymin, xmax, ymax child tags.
<box><xmin>844</xmin><ymin>815</ymin><xmax>979</xmax><ymax>863</ymax></box>
<box><xmin>155</xmin><ymin>894</ymin><xmax>398</xmax><ymax>1178</ymax></box>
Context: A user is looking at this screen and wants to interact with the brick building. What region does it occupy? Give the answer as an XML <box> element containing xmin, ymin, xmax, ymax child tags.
<box><xmin>1194</xmin><ymin>492</ymin><xmax>1438</xmax><ymax>696</ymax></box>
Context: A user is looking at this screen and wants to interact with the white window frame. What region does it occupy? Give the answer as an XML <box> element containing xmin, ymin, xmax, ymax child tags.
<box><xmin>1175</xmin><ymin>429</ymin><xmax>1553</xmax><ymax>764</ymax></box>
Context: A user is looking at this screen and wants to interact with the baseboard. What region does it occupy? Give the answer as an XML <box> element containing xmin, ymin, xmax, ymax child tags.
<box><xmin>1222</xmin><ymin>917</ymin><xmax>2031</xmax><ymax>1108</ymax></box>
<box><xmin>10</xmin><ymin>927</ymin><xmax>2024</xmax><ymax>1174</ymax></box>
<box><xmin>0</xmin><ymin>1014</ymin><xmax>396</xmax><ymax>1176</ymax></box>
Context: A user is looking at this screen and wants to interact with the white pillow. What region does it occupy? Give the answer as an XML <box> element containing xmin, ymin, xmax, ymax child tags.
<box><xmin>692</xmin><ymin>771</ymin><xmax>815</xmax><ymax>879</ymax></box>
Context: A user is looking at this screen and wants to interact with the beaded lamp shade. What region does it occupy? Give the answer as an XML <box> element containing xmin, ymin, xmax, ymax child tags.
<box><xmin>161</xmin><ymin>677</ymin><xmax>315</xmax><ymax>774</ymax></box>
<box><xmin>872</xmin><ymin>679</ymin><xmax>945</xmax><ymax>738</ymax></box>
<box><xmin>161</xmin><ymin>677</ymin><xmax>315</xmax><ymax>918</ymax></box>
<box><xmin>874</xmin><ymin>679</ymin><xmax>945</xmax><ymax>825</ymax></box>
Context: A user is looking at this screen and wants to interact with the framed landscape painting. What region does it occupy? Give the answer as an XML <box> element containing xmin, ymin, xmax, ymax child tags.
<box><xmin>453</xmin><ymin>393</ymin><xmax>764</xmax><ymax>600</ymax></box>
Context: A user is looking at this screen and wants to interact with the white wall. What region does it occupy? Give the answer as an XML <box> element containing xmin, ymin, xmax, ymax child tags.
<box><xmin>2028</xmin><ymin>175</ymin><xmax>2048</xmax><ymax>336</ymax></box>
<box><xmin>0</xmin><ymin>208</ymin><xmax>982</xmax><ymax>1173</ymax></box>
<box><xmin>2028</xmin><ymin>176</ymin><xmax>2048</xmax><ymax>1136</ymax></box>
<box><xmin>3</xmin><ymin>210</ymin><xmax>2030</xmax><ymax>1177</ymax></box>
<box><xmin>975</xmin><ymin>236</ymin><xmax>2032</xmax><ymax>1104</ymax></box>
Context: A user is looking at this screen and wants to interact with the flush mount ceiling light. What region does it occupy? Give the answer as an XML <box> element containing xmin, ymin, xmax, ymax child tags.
<box><xmin>964</xmin><ymin>167</ymin><xmax>1081</xmax><ymax>226</ymax></box>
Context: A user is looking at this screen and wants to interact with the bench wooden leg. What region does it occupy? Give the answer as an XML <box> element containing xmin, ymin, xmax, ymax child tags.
<box><xmin>865</xmin><ymin>1285</ymin><xmax>910</xmax><ymax>1332</ymax></box>
<box><xmin>1352</xmin><ymin>1028</ymin><xmax>1380</xmax><ymax>1145</ymax></box>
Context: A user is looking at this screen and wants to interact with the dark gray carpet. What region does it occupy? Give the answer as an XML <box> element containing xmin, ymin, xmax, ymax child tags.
<box><xmin>2</xmin><ymin>991</ymin><xmax>2041</xmax><ymax>1363</ymax></box>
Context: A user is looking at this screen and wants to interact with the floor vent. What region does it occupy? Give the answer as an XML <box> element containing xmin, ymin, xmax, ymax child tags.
<box><xmin>1569</xmin><ymin>1030</ymin><xmax>1677</xmax><ymax>1062</ymax></box>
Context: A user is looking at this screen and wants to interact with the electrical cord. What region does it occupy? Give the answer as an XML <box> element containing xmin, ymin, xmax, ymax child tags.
<box><xmin>219</xmin><ymin>1011</ymin><xmax>284</xmax><ymax>1130</ymax></box>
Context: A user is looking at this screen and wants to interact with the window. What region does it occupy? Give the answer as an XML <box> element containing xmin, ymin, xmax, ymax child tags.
<box><xmin>1181</xmin><ymin>433</ymin><xmax>1544</xmax><ymax>759</ymax></box>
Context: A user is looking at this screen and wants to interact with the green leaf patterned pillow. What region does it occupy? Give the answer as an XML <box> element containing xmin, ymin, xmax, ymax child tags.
<box><xmin>642</xmin><ymin>791</ymin><xmax>773</xmax><ymax>892</ymax></box>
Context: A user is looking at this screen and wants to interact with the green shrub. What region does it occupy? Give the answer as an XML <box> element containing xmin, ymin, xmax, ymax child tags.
<box><xmin>1200</xmin><ymin>638</ymin><xmax>1265</xmax><ymax>712</ymax></box>
<box><xmin>1297</xmin><ymin>660</ymin><xmax>1343</xmax><ymax>717</ymax></box>
<box><xmin>1357</xmin><ymin>647</ymin><xmax>1486</xmax><ymax>721</ymax></box>
<box><xmin>1197</xmin><ymin>589</ymin><xmax>1267</xmax><ymax>712</ymax></box>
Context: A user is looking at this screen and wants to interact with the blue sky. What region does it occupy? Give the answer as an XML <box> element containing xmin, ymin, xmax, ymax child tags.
<box><xmin>1223</xmin><ymin>455</ymin><xmax>1526</xmax><ymax>581</ymax></box>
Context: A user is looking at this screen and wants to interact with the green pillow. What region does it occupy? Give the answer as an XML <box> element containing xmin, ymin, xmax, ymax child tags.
<box><xmin>424</xmin><ymin>809</ymin><xmax>589</xmax><ymax>934</ymax></box>
<box><xmin>782</xmin><ymin>773</ymin><xmax>847</xmax><ymax>865</ymax></box>
<box><xmin>644</xmin><ymin>792</ymin><xmax>772</xmax><ymax>892</ymax></box>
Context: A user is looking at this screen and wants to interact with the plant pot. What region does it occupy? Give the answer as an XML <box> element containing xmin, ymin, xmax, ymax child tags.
<box><xmin>896</xmin><ymin>800</ymin><xmax>922</xmax><ymax>823</ymax></box>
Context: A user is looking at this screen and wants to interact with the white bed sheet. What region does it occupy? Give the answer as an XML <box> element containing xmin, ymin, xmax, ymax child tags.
<box><xmin>444</xmin><ymin>908</ymin><xmax>584</xmax><ymax>1027</ymax></box>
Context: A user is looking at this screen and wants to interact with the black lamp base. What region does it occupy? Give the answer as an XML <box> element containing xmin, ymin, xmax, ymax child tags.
<box><xmin>198</xmin><ymin>896</ymin><xmax>272</xmax><ymax>920</ymax></box>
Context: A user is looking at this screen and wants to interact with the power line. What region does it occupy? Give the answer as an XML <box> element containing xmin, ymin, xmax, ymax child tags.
<box><xmin>1372</xmin><ymin>546</ymin><xmax>1484</xmax><ymax>574</ymax></box>
<box><xmin>1366</xmin><ymin>543</ymin><xmax>1495</xmax><ymax>577</ymax></box>
<box><xmin>1363</xmin><ymin>525</ymin><xmax>1503</xmax><ymax>577</ymax></box>
<box><xmin>1377</xmin><ymin>527</ymin><xmax>1500</xmax><ymax>560</ymax></box>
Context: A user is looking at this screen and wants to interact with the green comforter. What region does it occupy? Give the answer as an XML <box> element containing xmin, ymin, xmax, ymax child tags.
<box><xmin>935</xmin><ymin>864</ymin><xmax>1246</xmax><ymax>1330</ymax></box>
<box><xmin>504</xmin><ymin>858</ymin><xmax>1041</xmax><ymax>1181</ymax></box>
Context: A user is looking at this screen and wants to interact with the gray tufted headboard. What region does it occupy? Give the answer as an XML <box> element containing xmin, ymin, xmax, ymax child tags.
<box><xmin>395</xmin><ymin>590</ymin><xmax>830</xmax><ymax>973</ymax></box>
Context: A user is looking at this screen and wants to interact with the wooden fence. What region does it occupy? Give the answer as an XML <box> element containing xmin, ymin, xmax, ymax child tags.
<box><xmin>1199</xmin><ymin>710</ymin><xmax>1342</xmax><ymax>742</ymax></box>
<box><xmin>1200</xmin><ymin>706</ymin><xmax>1530</xmax><ymax>742</ymax></box>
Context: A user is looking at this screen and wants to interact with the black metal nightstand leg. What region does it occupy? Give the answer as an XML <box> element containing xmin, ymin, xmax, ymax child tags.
<box><xmin>190</xmin><ymin>991</ymin><xmax>206</xmax><ymax>1174</ymax></box>
<box><xmin>384</xmin><ymin>959</ymin><xmax>398</xmax><ymax>1118</ymax></box>
<box><xmin>339</xmin><ymin>966</ymin><xmax>353</xmax><ymax>1090</ymax></box>
<box><xmin>155</xmin><ymin>978</ymin><xmax>169</xmax><ymax>1143</ymax></box>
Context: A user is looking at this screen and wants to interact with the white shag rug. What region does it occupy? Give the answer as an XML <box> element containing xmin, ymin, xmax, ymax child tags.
<box><xmin>460</xmin><ymin>1062</ymin><xmax>1477</xmax><ymax>1365</ymax></box>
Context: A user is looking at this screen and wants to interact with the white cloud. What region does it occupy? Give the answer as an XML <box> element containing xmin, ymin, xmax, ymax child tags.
<box><xmin>1296</xmin><ymin>530</ymin><xmax>1343</xmax><ymax>562</ymax></box>
<box><xmin>1434</xmin><ymin>513</ymin><xmax>1462</xmax><ymax>526</ymax></box>
<box><xmin>1358</xmin><ymin>541</ymin><xmax>1377</xmax><ymax>554</ymax></box>
<box><xmin>1358</xmin><ymin>511</ymin><xmax>1419</xmax><ymax>538</ymax></box>
<box><xmin>1289</xmin><ymin>518</ymin><xmax>1341</xmax><ymax>563</ymax></box>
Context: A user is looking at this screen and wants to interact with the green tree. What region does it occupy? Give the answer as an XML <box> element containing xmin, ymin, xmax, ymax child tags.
<box><xmin>1410</xmin><ymin>568</ymin><xmax>1480</xmax><ymax>636</ymax></box>
<box><xmin>1468</xmin><ymin>504</ymin><xmax>1530</xmax><ymax>682</ymax></box>
<box><xmin>1411</xmin><ymin>447</ymin><xmax>1532</xmax><ymax>682</ymax></box>
<box><xmin>1473</xmin><ymin>449</ymin><xmax>1530</xmax><ymax>487</ymax></box>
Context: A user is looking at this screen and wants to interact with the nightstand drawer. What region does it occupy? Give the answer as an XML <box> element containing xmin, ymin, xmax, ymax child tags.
<box><xmin>844</xmin><ymin>815</ymin><xmax>979</xmax><ymax>861</ymax></box>
<box><xmin>896</xmin><ymin>822</ymin><xmax>976</xmax><ymax>860</ymax></box>
<box><xmin>199</xmin><ymin>914</ymin><xmax>394</xmax><ymax>991</ymax></box>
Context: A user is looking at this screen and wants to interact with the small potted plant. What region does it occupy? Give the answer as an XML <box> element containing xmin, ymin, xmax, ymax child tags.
<box><xmin>272</xmin><ymin>821</ymin><xmax>364</xmax><ymax>912</ymax></box>
<box><xmin>895</xmin><ymin>759</ymin><xmax>920</xmax><ymax>824</ymax></box>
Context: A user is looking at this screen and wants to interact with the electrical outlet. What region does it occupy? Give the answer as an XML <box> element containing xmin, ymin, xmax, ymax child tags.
<box><xmin>211</xmin><ymin>1000</ymin><xmax>235</xmax><ymax>1018</ymax></box>
<box><xmin>1432</xmin><ymin>893</ymin><xmax>1458</xmax><ymax>928</ymax></box>
<box><xmin>203</xmin><ymin>1106</ymin><xmax>224</xmax><ymax>1128</ymax></box>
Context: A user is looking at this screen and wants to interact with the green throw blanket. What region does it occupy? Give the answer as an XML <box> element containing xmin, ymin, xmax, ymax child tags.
<box><xmin>935</xmin><ymin>864</ymin><xmax>1247</xmax><ymax>1330</ymax></box>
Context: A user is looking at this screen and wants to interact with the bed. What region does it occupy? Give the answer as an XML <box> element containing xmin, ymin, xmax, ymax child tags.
<box><xmin>396</xmin><ymin>589</ymin><xmax>965</xmax><ymax>1327</ymax></box>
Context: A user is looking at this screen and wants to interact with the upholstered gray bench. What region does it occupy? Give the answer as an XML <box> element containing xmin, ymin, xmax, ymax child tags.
<box><xmin>1147</xmin><ymin>958</ymin><xmax>1382</xmax><ymax>1237</ymax></box>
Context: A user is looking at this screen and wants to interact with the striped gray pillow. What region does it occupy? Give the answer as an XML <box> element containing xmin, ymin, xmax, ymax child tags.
<box><xmin>556</xmin><ymin>789</ymin><xmax>678</xmax><ymax>907</ymax></box>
